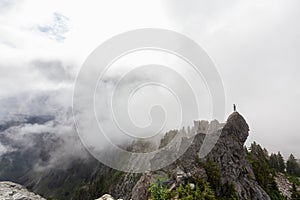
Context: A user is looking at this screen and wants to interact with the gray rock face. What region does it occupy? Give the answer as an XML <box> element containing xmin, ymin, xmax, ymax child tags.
<box><xmin>126</xmin><ymin>112</ymin><xmax>270</xmax><ymax>200</ymax></box>
<box><xmin>109</xmin><ymin>172</ymin><xmax>141</xmax><ymax>200</ymax></box>
<box><xmin>222</xmin><ymin>112</ymin><xmax>249</xmax><ymax>143</ymax></box>
<box><xmin>131</xmin><ymin>171</ymin><xmax>151</xmax><ymax>200</ymax></box>
<box><xmin>0</xmin><ymin>181</ymin><xmax>45</xmax><ymax>200</ymax></box>
<box><xmin>275</xmin><ymin>172</ymin><xmax>292</xmax><ymax>199</ymax></box>
<box><xmin>208</xmin><ymin>112</ymin><xmax>270</xmax><ymax>199</ymax></box>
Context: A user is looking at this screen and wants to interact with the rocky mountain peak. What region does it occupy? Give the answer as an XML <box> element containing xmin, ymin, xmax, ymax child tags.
<box><xmin>222</xmin><ymin>111</ymin><xmax>249</xmax><ymax>143</ymax></box>
<box><xmin>118</xmin><ymin>112</ymin><xmax>270</xmax><ymax>200</ymax></box>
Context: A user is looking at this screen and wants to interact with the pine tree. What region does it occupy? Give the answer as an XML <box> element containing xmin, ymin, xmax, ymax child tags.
<box><xmin>277</xmin><ymin>152</ymin><xmax>285</xmax><ymax>173</ymax></box>
<box><xmin>286</xmin><ymin>154</ymin><xmax>300</xmax><ymax>176</ymax></box>
<box><xmin>247</xmin><ymin>142</ymin><xmax>285</xmax><ymax>199</ymax></box>
<box><xmin>269</xmin><ymin>153</ymin><xmax>279</xmax><ymax>171</ymax></box>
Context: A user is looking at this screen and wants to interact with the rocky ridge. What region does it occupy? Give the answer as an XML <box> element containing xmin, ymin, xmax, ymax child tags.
<box><xmin>0</xmin><ymin>112</ymin><xmax>276</xmax><ymax>199</ymax></box>
<box><xmin>0</xmin><ymin>181</ymin><xmax>45</xmax><ymax>200</ymax></box>
<box><xmin>208</xmin><ymin>112</ymin><xmax>270</xmax><ymax>199</ymax></box>
<box><xmin>106</xmin><ymin>112</ymin><xmax>271</xmax><ymax>199</ymax></box>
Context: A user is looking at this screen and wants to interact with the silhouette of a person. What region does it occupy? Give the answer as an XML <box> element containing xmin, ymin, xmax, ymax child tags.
<box><xmin>233</xmin><ymin>104</ymin><xmax>236</xmax><ymax>112</ymax></box>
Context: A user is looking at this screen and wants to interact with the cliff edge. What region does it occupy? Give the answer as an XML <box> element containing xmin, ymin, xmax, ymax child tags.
<box><xmin>0</xmin><ymin>181</ymin><xmax>45</xmax><ymax>200</ymax></box>
<box><xmin>123</xmin><ymin>112</ymin><xmax>270</xmax><ymax>199</ymax></box>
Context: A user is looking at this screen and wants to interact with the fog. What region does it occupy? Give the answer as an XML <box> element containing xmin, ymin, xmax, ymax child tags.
<box><xmin>0</xmin><ymin>0</ymin><xmax>299</xmax><ymax>166</ymax></box>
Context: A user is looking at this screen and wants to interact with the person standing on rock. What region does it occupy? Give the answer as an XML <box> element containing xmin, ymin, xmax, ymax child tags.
<box><xmin>233</xmin><ymin>104</ymin><xmax>236</xmax><ymax>112</ymax></box>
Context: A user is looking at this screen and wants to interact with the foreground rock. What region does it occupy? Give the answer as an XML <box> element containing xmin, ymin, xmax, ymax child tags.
<box><xmin>275</xmin><ymin>172</ymin><xmax>292</xmax><ymax>199</ymax></box>
<box><xmin>0</xmin><ymin>181</ymin><xmax>45</xmax><ymax>200</ymax></box>
<box><xmin>95</xmin><ymin>194</ymin><xmax>123</xmax><ymax>200</ymax></box>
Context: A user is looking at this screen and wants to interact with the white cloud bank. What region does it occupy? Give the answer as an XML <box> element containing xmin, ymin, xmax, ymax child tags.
<box><xmin>0</xmin><ymin>0</ymin><xmax>299</xmax><ymax>160</ymax></box>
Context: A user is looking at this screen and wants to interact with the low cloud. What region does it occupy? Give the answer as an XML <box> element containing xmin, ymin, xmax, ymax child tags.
<box><xmin>32</xmin><ymin>59</ymin><xmax>72</xmax><ymax>82</ymax></box>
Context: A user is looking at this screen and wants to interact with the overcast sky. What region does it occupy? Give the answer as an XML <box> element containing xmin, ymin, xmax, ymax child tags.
<box><xmin>0</xmin><ymin>0</ymin><xmax>299</xmax><ymax>158</ymax></box>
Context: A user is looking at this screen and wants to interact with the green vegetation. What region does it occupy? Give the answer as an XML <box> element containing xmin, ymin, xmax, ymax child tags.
<box><xmin>247</xmin><ymin>142</ymin><xmax>285</xmax><ymax>200</ymax></box>
<box><xmin>149</xmin><ymin>178</ymin><xmax>170</xmax><ymax>200</ymax></box>
<box><xmin>246</xmin><ymin>142</ymin><xmax>300</xmax><ymax>200</ymax></box>
<box><xmin>218</xmin><ymin>182</ymin><xmax>238</xmax><ymax>200</ymax></box>
<box><xmin>204</xmin><ymin>159</ymin><xmax>238</xmax><ymax>199</ymax></box>
<box><xmin>177</xmin><ymin>180</ymin><xmax>216</xmax><ymax>200</ymax></box>
<box><xmin>287</xmin><ymin>175</ymin><xmax>300</xmax><ymax>187</ymax></box>
<box><xmin>149</xmin><ymin>178</ymin><xmax>217</xmax><ymax>200</ymax></box>
<box><xmin>269</xmin><ymin>152</ymin><xmax>285</xmax><ymax>173</ymax></box>
<box><xmin>291</xmin><ymin>184</ymin><xmax>300</xmax><ymax>199</ymax></box>
<box><xmin>73</xmin><ymin>169</ymin><xmax>128</xmax><ymax>200</ymax></box>
<box><xmin>283</xmin><ymin>154</ymin><xmax>300</xmax><ymax>200</ymax></box>
<box><xmin>287</xmin><ymin>174</ymin><xmax>300</xmax><ymax>200</ymax></box>
<box><xmin>43</xmin><ymin>141</ymin><xmax>300</xmax><ymax>200</ymax></box>
<box><xmin>204</xmin><ymin>160</ymin><xmax>221</xmax><ymax>191</ymax></box>
<box><xmin>287</xmin><ymin>154</ymin><xmax>300</xmax><ymax>177</ymax></box>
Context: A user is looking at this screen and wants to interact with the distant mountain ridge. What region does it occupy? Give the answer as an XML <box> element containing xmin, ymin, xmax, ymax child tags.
<box><xmin>0</xmin><ymin>114</ymin><xmax>54</xmax><ymax>132</ymax></box>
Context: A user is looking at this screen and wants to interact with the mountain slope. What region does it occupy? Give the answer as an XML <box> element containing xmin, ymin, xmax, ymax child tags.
<box><xmin>0</xmin><ymin>112</ymin><xmax>290</xmax><ymax>199</ymax></box>
<box><xmin>124</xmin><ymin>112</ymin><xmax>270</xmax><ymax>200</ymax></box>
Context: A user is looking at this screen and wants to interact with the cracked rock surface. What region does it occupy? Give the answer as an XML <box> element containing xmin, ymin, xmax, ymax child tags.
<box><xmin>0</xmin><ymin>181</ymin><xmax>45</xmax><ymax>200</ymax></box>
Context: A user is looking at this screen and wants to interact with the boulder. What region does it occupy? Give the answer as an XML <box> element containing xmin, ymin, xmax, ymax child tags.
<box><xmin>0</xmin><ymin>181</ymin><xmax>45</xmax><ymax>200</ymax></box>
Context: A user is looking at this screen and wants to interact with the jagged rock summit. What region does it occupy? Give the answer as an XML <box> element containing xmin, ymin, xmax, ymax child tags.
<box><xmin>222</xmin><ymin>111</ymin><xmax>249</xmax><ymax>143</ymax></box>
<box><xmin>208</xmin><ymin>112</ymin><xmax>270</xmax><ymax>199</ymax></box>
<box><xmin>111</xmin><ymin>112</ymin><xmax>271</xmax><ymax>200</ymax></box>
<box><xmin>0</xmin><ymin>181</ymin><xmax>45</xmax><ymax>200</ymax></box>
